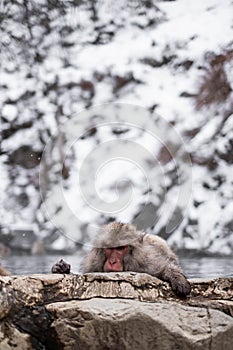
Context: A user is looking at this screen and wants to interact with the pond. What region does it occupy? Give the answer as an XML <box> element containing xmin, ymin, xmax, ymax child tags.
<box><xmin>1</xmin><ymin>253</ymin><xmax>233</xmax><ymax>278</ymax></box>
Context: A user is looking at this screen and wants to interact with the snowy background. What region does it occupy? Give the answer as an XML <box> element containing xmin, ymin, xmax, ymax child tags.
<box><xmin>1</xmin><ymin>0</ymin><xmax>233</xmax><ymax>257</ymax></box>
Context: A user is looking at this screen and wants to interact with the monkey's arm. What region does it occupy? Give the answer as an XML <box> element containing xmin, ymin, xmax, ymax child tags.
<box><xmin>51</xmin><ymin>248</ymin><xmax>105</xmax><ymax>274</ymax></box>
<box><xmin>51</xmin><ymin>259</ymin><xmax>71</xmax><ymax>274</ymax></box>
<box><xmin>145</xmin><ymin>235</ymin><xmax>191</xmax><ymax>297</ymax></box>
<box><xmin>160</xmin><ymin>259</ymin><xmax>191</xmax><ymax>297</ymax></box>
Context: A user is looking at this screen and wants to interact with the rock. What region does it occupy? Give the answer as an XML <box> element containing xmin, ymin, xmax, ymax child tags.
<box><xmin>0</xmin><ymin>273</ymin><xmax>233</xmax><ymax>349</ymax></box>
<box><xmin>8</xmin><ymin>145</ymin><xmax>42</xmax><ymax>169</ymax></box>
<box><xmin>0</xmin><ymin>322</ymin><xmax>33</xmax><ymax>350</ymax></box>
<box><xmin>46</xmin><ymin>299</ymin><xmax>233</xmax><ymax>350</ymax></box>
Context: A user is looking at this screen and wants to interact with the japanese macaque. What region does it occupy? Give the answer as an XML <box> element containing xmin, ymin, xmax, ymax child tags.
<box><xmin>0</xmin><ymin>265</ymin><xmax>11</xmax><ymax>276</ymax></box>
<box><xmin>52</xmin><ymin>222</ymin><xmax>191</xmax><ymax>297</ymax></box>
<box><xmin>0</xmin><ymin>244</ymin><xmax>11</xmax><ymax>275</ymax></box>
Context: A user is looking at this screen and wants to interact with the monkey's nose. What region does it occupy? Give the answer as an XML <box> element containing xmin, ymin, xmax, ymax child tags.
<box><xmin>109</xmin><ymin>259</ymin><xmax>116</xmax><ymax>265</ymax></box>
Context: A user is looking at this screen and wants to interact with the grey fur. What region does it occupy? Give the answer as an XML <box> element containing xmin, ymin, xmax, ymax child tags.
<box><xmin>82</xmin><ymin>222</ymin><xmax>191</xmax><ymax>297</ymax></box>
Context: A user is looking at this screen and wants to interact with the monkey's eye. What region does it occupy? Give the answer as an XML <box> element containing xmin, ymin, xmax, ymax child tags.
<box><xmin>116</xmin><ymin>246</ymin><xmax>127</xmax><ymax>251</ymax></box>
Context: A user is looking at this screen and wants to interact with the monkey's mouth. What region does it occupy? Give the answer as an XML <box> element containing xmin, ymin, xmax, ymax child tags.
<box><xmin>104</xmin><ymin>265</ymin><xmax>123</xmax><ymax>272</ymax></box>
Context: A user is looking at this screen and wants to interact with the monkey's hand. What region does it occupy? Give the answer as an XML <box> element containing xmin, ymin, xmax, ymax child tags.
<box><xmin>170</xmin><ymin>274</ymin><xmax>191</xmax><ymax>297</ymax></box>
<box><xmin>51</xmin><ymin>259</ymin><xmax>71</xmax><ymax>274</ymax></box>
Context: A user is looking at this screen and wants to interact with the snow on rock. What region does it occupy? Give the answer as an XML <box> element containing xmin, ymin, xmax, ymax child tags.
<box><xmin>2</xmin><ymin>105</ymin><xmax>18</xmax><ymax>121</ymax></box>
<box><xmin>197</xmin><ymin>201</ymin><xmax>221</xmax><ymax>249</ymax></box>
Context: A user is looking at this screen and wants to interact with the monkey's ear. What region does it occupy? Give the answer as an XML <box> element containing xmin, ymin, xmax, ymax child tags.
<box><xmin>138</xmin><ymin>233</ymin><xmax>146</xmax><ymax>244</ymax></box>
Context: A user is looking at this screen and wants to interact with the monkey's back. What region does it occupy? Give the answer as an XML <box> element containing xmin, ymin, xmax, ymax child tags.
<box><xmin>137</xmin><ymin>233</ymin><xmax>180</xmax><ymax>272</ymax></box>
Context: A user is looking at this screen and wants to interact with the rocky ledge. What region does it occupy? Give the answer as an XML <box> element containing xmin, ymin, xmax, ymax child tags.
<box><xmin>0</xmin><ymin>273</ymin><xmax>233</xmax><ymax>349</ymax></box>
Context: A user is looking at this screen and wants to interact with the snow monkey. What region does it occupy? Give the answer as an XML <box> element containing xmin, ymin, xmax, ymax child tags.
<box><xmin>0</xmin><ymin>266</ymin><xmax>11</xmax><ymax>276</ymax></box>
<box><xmin>52</xmin><ymin>222</ymin><xmax>191</xmax><ymax>297</ymax></box>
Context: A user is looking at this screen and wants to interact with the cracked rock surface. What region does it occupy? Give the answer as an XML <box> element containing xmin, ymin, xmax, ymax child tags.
<box><xmin>0</xmin><ymin>273</ymin><xmax>233</xmax><ymax>349</ymax></box>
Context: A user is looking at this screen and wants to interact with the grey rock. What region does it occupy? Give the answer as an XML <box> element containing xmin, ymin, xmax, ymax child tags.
<box><xmin>0</xmin><ymin>273</ymin><xmax>233</xmax><ymax>349</ymax></box>
<box><xmin>46</xmin><ymin>298</ymin><xmax>233</xmax><ymax>350</ymax></box>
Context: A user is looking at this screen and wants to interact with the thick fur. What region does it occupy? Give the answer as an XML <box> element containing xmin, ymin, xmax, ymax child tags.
<box><xmin>0</xmin><ymin>265</ymin><xmax>11</xmax><ymax>276</ymax></box>
<box><xmin>52</xmin><ymin>222</ymin><xmax>191</xmax><ymax>297</ymax></box>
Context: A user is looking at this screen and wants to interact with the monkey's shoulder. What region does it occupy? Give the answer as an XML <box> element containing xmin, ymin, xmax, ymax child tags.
<box><xmin>142</xmin><ymin>234</ymin><xmax>174</xmax><ymax>254</ymax></box>
<box><xmin>143</xmin><ymin>233</ymin><xmax>166</xmax><ymax>245</ymax></box>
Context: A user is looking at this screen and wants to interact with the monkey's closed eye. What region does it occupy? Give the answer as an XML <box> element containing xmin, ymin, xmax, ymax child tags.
<box><xmin>116</xmin><ymin>246</ymin><xmax>127</xmax><ymax>251</ymax></box>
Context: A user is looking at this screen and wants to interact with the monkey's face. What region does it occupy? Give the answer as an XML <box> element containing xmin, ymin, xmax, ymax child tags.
<box><xmin>103</xmin><ymin>246</ymin><xmax>128</xmax><ymax>272</ymax></box>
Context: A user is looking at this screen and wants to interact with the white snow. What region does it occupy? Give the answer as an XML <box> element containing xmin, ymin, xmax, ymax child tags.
<box><xmin>1</xmin><ymin>0</ymin><xmax>233</xmax><ymax>254</ymax></box>
<box><xmin>2</xmin><ymin>104</ymin><xmax>18</xmax><ymax>121</ymax></box>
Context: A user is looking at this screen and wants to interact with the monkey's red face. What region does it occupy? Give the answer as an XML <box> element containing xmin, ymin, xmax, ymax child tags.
<box><xmin>104</xmin><ymin>246</ymin><xmax>128</xmax><ymax>272</ymax></box>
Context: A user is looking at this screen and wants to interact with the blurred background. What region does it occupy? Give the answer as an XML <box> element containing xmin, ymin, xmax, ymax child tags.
<box><xmin>1</xmin><ymin>0</ymin><xmax>233</xmax><ymax>277</ymax></box>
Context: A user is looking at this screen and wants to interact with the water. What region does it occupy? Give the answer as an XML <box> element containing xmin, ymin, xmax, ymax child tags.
<box><xmin>1</xmin><ymin>253</ymin><xmax>83</xmax><ymax>275</ymax></box>
<box><xmin>180</xmin><ymin>256</ymin><xmax>233</xmax><ymax>279</ymax></box>
<box><xmin>1</xmin><ymin>253</ymin><xmax>233</xmax><ymax>278</ymax></box>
